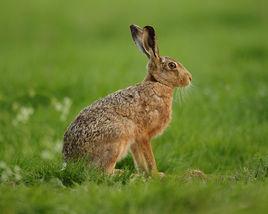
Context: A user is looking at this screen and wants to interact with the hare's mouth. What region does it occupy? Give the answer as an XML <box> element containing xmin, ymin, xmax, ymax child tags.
<box><xmin>177</xmin><ymin>70</ymin><xmax>192</xmax><ymax>88</ymax></box>
<box><xmin>178</xmin><ymin>77</ymin><xmax>191</xmax><ymax>88</ymax></box>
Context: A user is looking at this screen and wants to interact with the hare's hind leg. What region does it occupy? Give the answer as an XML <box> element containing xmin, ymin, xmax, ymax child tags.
<box><xmin>92</xmin><ymin>139</ymin><xmax>129</xmax><ymax>174</ymax></box>
<box><xmin>91</xmin><ymin>145</ymin><xmax>118</xmax><ymax>174</ymax></box>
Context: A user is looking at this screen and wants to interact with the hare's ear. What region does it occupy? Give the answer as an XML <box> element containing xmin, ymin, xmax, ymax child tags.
<box><xmin>130</xmin><ymin>24</ymin><xmax>150</xmax><ymax>58</ymax></box>
<box><xmin>142</xmin><ymin>26</ymin><xmax>160</xmax><ymax>59</ymax></box>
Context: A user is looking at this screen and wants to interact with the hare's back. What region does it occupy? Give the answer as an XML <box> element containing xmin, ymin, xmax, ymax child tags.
<box><xmin>63</xmin><ymin>85</ymin><xmax>141</xmax><ymax>143</ymax></box>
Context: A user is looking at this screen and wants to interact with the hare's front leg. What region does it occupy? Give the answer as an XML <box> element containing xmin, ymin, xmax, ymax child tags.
<box><xmin>131</xmin><ymin>138</ymin><xmax>161</xmax><ymax>176</ymax></box>
<box><xmin>130</xmin><ymin>142</ymin><xmax>148</xmax><ymax>173</ymax></box>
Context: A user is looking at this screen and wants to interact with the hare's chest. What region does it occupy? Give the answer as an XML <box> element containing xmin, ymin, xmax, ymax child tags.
<box><xmin>142</xmin><ymin>95</ymin><xmax>173</xmax><ymax>138</ymax></box>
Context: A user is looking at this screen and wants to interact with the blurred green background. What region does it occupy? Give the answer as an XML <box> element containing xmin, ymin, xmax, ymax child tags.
<box><xmin>0</xmin><ymin>0</ymin><xmax>267</xmax><ymax>213</ymax></box>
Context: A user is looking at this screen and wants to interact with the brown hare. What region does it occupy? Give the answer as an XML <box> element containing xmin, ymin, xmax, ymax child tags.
<box><xmin>62</xmin><ymin>24</ymin><xmax>192</xmax><ymax>176</ymax></box>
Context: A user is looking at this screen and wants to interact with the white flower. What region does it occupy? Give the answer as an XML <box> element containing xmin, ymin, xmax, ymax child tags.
<box><xmin>0</xmin><ymin>161</ymin><xmax>7</xmax><ymax>169</ymax></box>
<box><xmin>54</xmin><ymin>140</ymin><xmax>63</xmax><ymax>153</ymax></box>
<box><xmin>1</xmin><ymin>173</ymin><xmax>9</xmax><ymax>182</ymax></box>
<box><xmin>51</xmin><ymin>97</ymin><xmax>72</xmax><ymax>121</ymax></box>
<box><xmin>14</xmin><ymin>165</ymin><xmax>21</xmax><ymax>173</ymax></box>
<box><xmin>0</xmin><ymin>162</ymin><xmax>22</xmax><ymax>182</ymax></box>
<box><xmin>12</xmin><ymin>106</ymin><xmax>34</xmax><ymax>125</ymax></box>
<box><xmin>41</xmin><ymin>150</ymin><xmax>54</xmax><ymax>160</ymax></box>
<box><xmin>40</xmin><ymin>138</ymin><xmax>62</xmax><ymax>160</ymax></box>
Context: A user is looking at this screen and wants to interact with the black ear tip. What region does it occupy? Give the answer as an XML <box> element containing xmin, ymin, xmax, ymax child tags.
<box><xmin>130</xmin><ymin>24</ymin><xmax>138</xmax><ymax>35</ymax></box>
<box><xmin>144</xmin><ymin>26</ymin><xmax>155</xmax><ymax>38</ymax></box>
<box><xmin>144</xmin><ymin>25</ymin><xmax>154</xmax><ymax>29</ymax></box>
<box><xmin>144</xmin><ymin>26</ymin><xmax>155</xmax><ymax>32</ymax></box>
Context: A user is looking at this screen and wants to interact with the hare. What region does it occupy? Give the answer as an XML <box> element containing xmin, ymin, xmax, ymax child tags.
<box><xmin>62</xmin><ymin>24</ymin><xmax>192</xmax><ymax>176</ymax></box>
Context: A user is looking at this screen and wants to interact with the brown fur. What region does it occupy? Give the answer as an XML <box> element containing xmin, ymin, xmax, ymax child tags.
<box><xmin>62</xmin><ymin>25</ymin><xmax>192</xmax><ymax>176</ymax></box>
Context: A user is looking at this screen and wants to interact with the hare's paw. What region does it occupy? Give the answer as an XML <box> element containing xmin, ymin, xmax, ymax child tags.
<box><xmin>157</xmin><ymin>172</ymin><xmax>165</xmax><ymax>178</ymax></box>
<box><xmin>151</xmin><ymin>171</ymin><xmax>165</xmax><ymax>178</ymax></box>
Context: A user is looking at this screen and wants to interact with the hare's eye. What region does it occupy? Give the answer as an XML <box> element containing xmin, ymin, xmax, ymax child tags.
<box><xmin>168</xmin><ymin>62</ymin><xmax>176</xmax><ymax>69</ymax></box>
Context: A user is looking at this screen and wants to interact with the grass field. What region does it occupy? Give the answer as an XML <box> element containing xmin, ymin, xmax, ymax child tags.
<box><xmin>0</xmin><ymin>0</ymin><xmax>268</xmax><ymax>213</ymax></box>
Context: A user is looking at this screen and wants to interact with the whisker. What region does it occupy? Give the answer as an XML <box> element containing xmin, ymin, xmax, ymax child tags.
<box><xmin>174</xmin><ymin>82</ymin><xmax>196</xmax><ymax>105</ymax></box>
<box><xmin>179</xmin><ymin>88</ymin><xmax>183</xmax><ymax>104</ymax></box>
<box><xmin>174</xmin><ymin>88</ymin><xmax>182</xmax><ymax>104</ymax></box>
<box><xmin>174</xmin><ymin>88</ymin><xmax>180</xmax><ymax>104</ymax></box>
<box><xmin>189</xmin><ymin>81</ymin><xmax>199</xmax><ymax>89</ymax></box>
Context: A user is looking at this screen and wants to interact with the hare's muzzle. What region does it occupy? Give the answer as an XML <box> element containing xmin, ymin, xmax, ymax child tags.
<box><xmin>179</xmin><ymin>70</ymin><xmax>192</xmax><ymax>87</ymax></box>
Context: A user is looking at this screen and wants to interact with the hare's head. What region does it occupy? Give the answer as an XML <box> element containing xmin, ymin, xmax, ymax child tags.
<box><xmin>130</xmin><ymin>24</ymin><xmax>192</xmax><ymax>88</ymax></box>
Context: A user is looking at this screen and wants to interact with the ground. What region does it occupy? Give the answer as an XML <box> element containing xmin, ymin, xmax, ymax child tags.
<box><xmin>0</xmin><ymin>0</ymin><xmax>268</xmax><ymax>213</ymax></box>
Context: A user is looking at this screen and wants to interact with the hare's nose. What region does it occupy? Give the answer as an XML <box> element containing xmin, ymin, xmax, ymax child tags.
<box><xmin>188</xmin><ymin>74</ymin><xmax>192</xmax><ymax>82</ymax></box>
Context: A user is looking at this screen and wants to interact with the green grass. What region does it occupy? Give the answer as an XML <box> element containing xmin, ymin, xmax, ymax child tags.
<box><xmin>0</xmin><ymin>0</ymin><xmax>268</xmax><ymax>213</ymax></box>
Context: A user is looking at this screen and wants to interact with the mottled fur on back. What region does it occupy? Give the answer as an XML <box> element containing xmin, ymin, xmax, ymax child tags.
<box><xmin>62</xmin><ymin>25</ymin><xmax>192</xmax><ymax>175</ymax></box>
